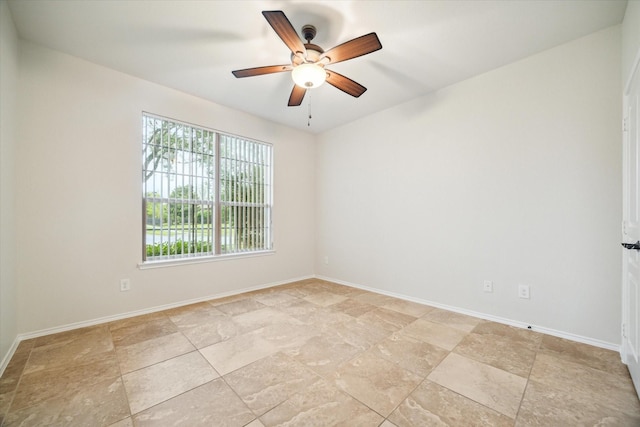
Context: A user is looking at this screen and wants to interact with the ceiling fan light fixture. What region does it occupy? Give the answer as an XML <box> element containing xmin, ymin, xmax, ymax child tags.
<box><xmin>232</xmin><ymin>11</ymin><xmax>382</xmax><ymax>106</ymax></box>
<box><xmin>292</xmin><ymin>63</ymin><xmax>326</xmax><ymax>88</ymax></box>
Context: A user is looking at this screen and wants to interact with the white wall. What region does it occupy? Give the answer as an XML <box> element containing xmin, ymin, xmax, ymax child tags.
<box><xmin>15</xmin><ymin>41</ymin><xmax>316</xmax><ymax>335</ymax></box>
<box><xmin>316</xmin><ymin>26</ymin><xmax>622</xmax><ymax>345</ymax></box>
<box><xmin>0</xmin><ymin>0</ymin><xmax>19</xmax><ymax>363</ymax></box>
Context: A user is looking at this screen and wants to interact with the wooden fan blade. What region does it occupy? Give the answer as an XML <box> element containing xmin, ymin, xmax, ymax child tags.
<box><xmin>320</xmin><ymin>33</ymin><xmax>382</xmax><ymax>65</ymax></box>
<box><xmin>262</xmin><ymin>11</ymin><xmax>306</xmax><ymax>56</ymax></box>
<box><xmin>288</xmin><ymin>84</ymin><xmax>307</xmax><ymax>106</ymax></box>
<box><xmin>232</xmin><ymin>64</ymin><xmax>292</xmax><ymax>78</ymax></box>
<box><xmin>325</xmin><ymin>70</ymin><xmax>367</xmax><ymax>98</ymax></box>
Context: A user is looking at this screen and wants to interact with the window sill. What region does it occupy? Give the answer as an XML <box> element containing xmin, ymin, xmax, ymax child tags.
<box><xmin>138</xmin><ymin>250</ymin><xmax>275</xmax><ymax>270</ymax></box>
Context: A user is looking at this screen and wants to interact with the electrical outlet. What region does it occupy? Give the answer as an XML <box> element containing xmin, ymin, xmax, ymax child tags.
<box><xmin>120</xmin><ymin>278</ymin><xmax>131</xmax><ymax>292</ymax></box>
<box><xmin>323</xmin><ymin>255</ymin><xmax>329</xmax><ymax>265</ymax></box>
<box><xmin>518</xmin><ymin>284</ymin><xmax>530</xmax><ymax>299</ymax></box>
<box><xmin>483</xmin><ymin>280</ymin><xmax>493</xmax><ymax>292</ymax></box>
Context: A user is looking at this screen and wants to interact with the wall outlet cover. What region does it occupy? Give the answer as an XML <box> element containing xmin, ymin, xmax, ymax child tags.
<box><xmin>120</xmin><ymin>278</ymin><xmax>131</xmax><ymax>292</ymax></box>
<box><xmin>483</xmin><ymin>280</ymin><xmax>493</xmax><ymax>292</ymax></box>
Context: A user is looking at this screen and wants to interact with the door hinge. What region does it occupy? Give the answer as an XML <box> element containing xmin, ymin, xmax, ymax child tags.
<box><xmin>623</xmin><ymin>323</ymin><xmax>627</xmax><ymax>338</ymax></box>
<box><xmin>623</xmin><ymin>117</ymin><xmax>629</xmax><ymax>132</ymax></box>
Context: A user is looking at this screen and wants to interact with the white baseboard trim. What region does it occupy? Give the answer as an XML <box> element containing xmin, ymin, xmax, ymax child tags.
<box><xmin>0</xmin><ymin>274</ymin><xmax>314</xmax><ymax>376</ymax></box>
<box><xmin>315</xmin><ymin>275</ymin><xmax>621</xmax><ymax>353</ymax></box>
<box><xmin>0</xmin><ymin>338</ymin><xmax>21</xmax><ymax>378</ymax></box>
<box><xmin>1</xmin><ymin>273</ymin><xmax>621</xmax><ymax>376</ymax></box>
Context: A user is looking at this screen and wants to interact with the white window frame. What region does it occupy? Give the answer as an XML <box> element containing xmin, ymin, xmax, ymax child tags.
<box><xmin>141</xmin><ymin>112</ymin><xmax>273</xmax><ymax>267</ymax></box>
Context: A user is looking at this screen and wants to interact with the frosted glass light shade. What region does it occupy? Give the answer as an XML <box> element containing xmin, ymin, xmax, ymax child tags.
<box><xmin>292</xmin><ymin>63</ymin><xmax>327</xmax><ymax>88</ymax></box>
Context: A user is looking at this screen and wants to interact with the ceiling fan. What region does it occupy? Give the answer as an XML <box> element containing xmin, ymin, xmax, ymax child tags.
<box><xmin>232</xmin><ymin>10</ymin><xmax>382</xmax><ymax>107</ymax></box>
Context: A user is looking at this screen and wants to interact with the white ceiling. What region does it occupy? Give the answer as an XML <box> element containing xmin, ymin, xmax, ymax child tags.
<box><xmin>7</xmin><ymin>0</ymin><xmax>628</xmax><ymax>134</ymax></box>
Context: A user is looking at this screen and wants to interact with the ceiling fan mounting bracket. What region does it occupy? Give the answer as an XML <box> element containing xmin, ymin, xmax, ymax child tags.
<box><xmin>301</xmin><ymin>25</ymin><xmax>317</xmax><ymax>43</ymax></box>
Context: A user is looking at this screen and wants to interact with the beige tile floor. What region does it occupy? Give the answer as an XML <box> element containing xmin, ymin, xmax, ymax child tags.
<box><xmin>1</xmin><ymin>279</ymin><xmax>639</xmax><ymax>426</ymax></box>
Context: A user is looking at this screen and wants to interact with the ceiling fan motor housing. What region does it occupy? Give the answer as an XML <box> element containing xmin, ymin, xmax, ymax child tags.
<box><xmin>291</xmin><ymin>42</ymin><xmax>324</xmax><ymax>65</ymax></box>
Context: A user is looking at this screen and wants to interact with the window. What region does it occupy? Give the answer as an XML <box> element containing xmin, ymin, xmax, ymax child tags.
<box><xmin>142</xmin><ymin>113</ymin><xmax>273</xmax><ymax>263</ymax></box>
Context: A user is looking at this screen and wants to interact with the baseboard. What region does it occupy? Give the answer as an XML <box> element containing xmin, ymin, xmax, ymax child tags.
<box><xmin>2</xmin><ymin>272</ymin><xmax>620</xmax><ymax>377</ymax></box>
<box><xmin>0</xmin><ymin>337</ymin><xmax>21</xmax><ymax>378</ymax></box>
<box><xmin>315</xmin><ymin>275</ymin><xmax>621</xmax><ymax>353</ymax></box>
<box><xmin>1</xmin><ymin>274</ymin><xmax>314</xmax><ymax>373</ymax></box>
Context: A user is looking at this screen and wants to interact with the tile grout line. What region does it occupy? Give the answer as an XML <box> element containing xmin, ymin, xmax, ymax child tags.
<box><xmin>427</xmin><ymin>327</ymin><xmax>519</xmax><ymax>424</ymax></box>
<box><xmin>512</xmin><ymin>335</ymin><xmax>545</xmax><ymax>423</ymax></box>
<box><xmin>3</xmin><ymin>336</ymin><xmax>46</xmax><ymax>425</ymax></box>
<box><xmin>182</xmin><ymin>297</ymin><xmax>273</xmax><ymax>426</ymax></box>
<box><xmin>108</xmin><ymin>324</ymin><xmax>134</xmax><ymax>425</ymax></box>
<box><xmin>1</xmin><ymin>344</ymin><xmax>34</xmax><ymax>427</ymax></box>
<box><xmin>110</xmin><ymin>311</ymin><xmax>207</xmax><ymax>422</ymax></box>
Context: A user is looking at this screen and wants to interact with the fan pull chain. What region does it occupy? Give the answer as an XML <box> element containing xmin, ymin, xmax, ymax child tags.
<box><xmin>307</xmin><ymin>91</ymin><xmax>312</xmax><ymax>127</ymax></box>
